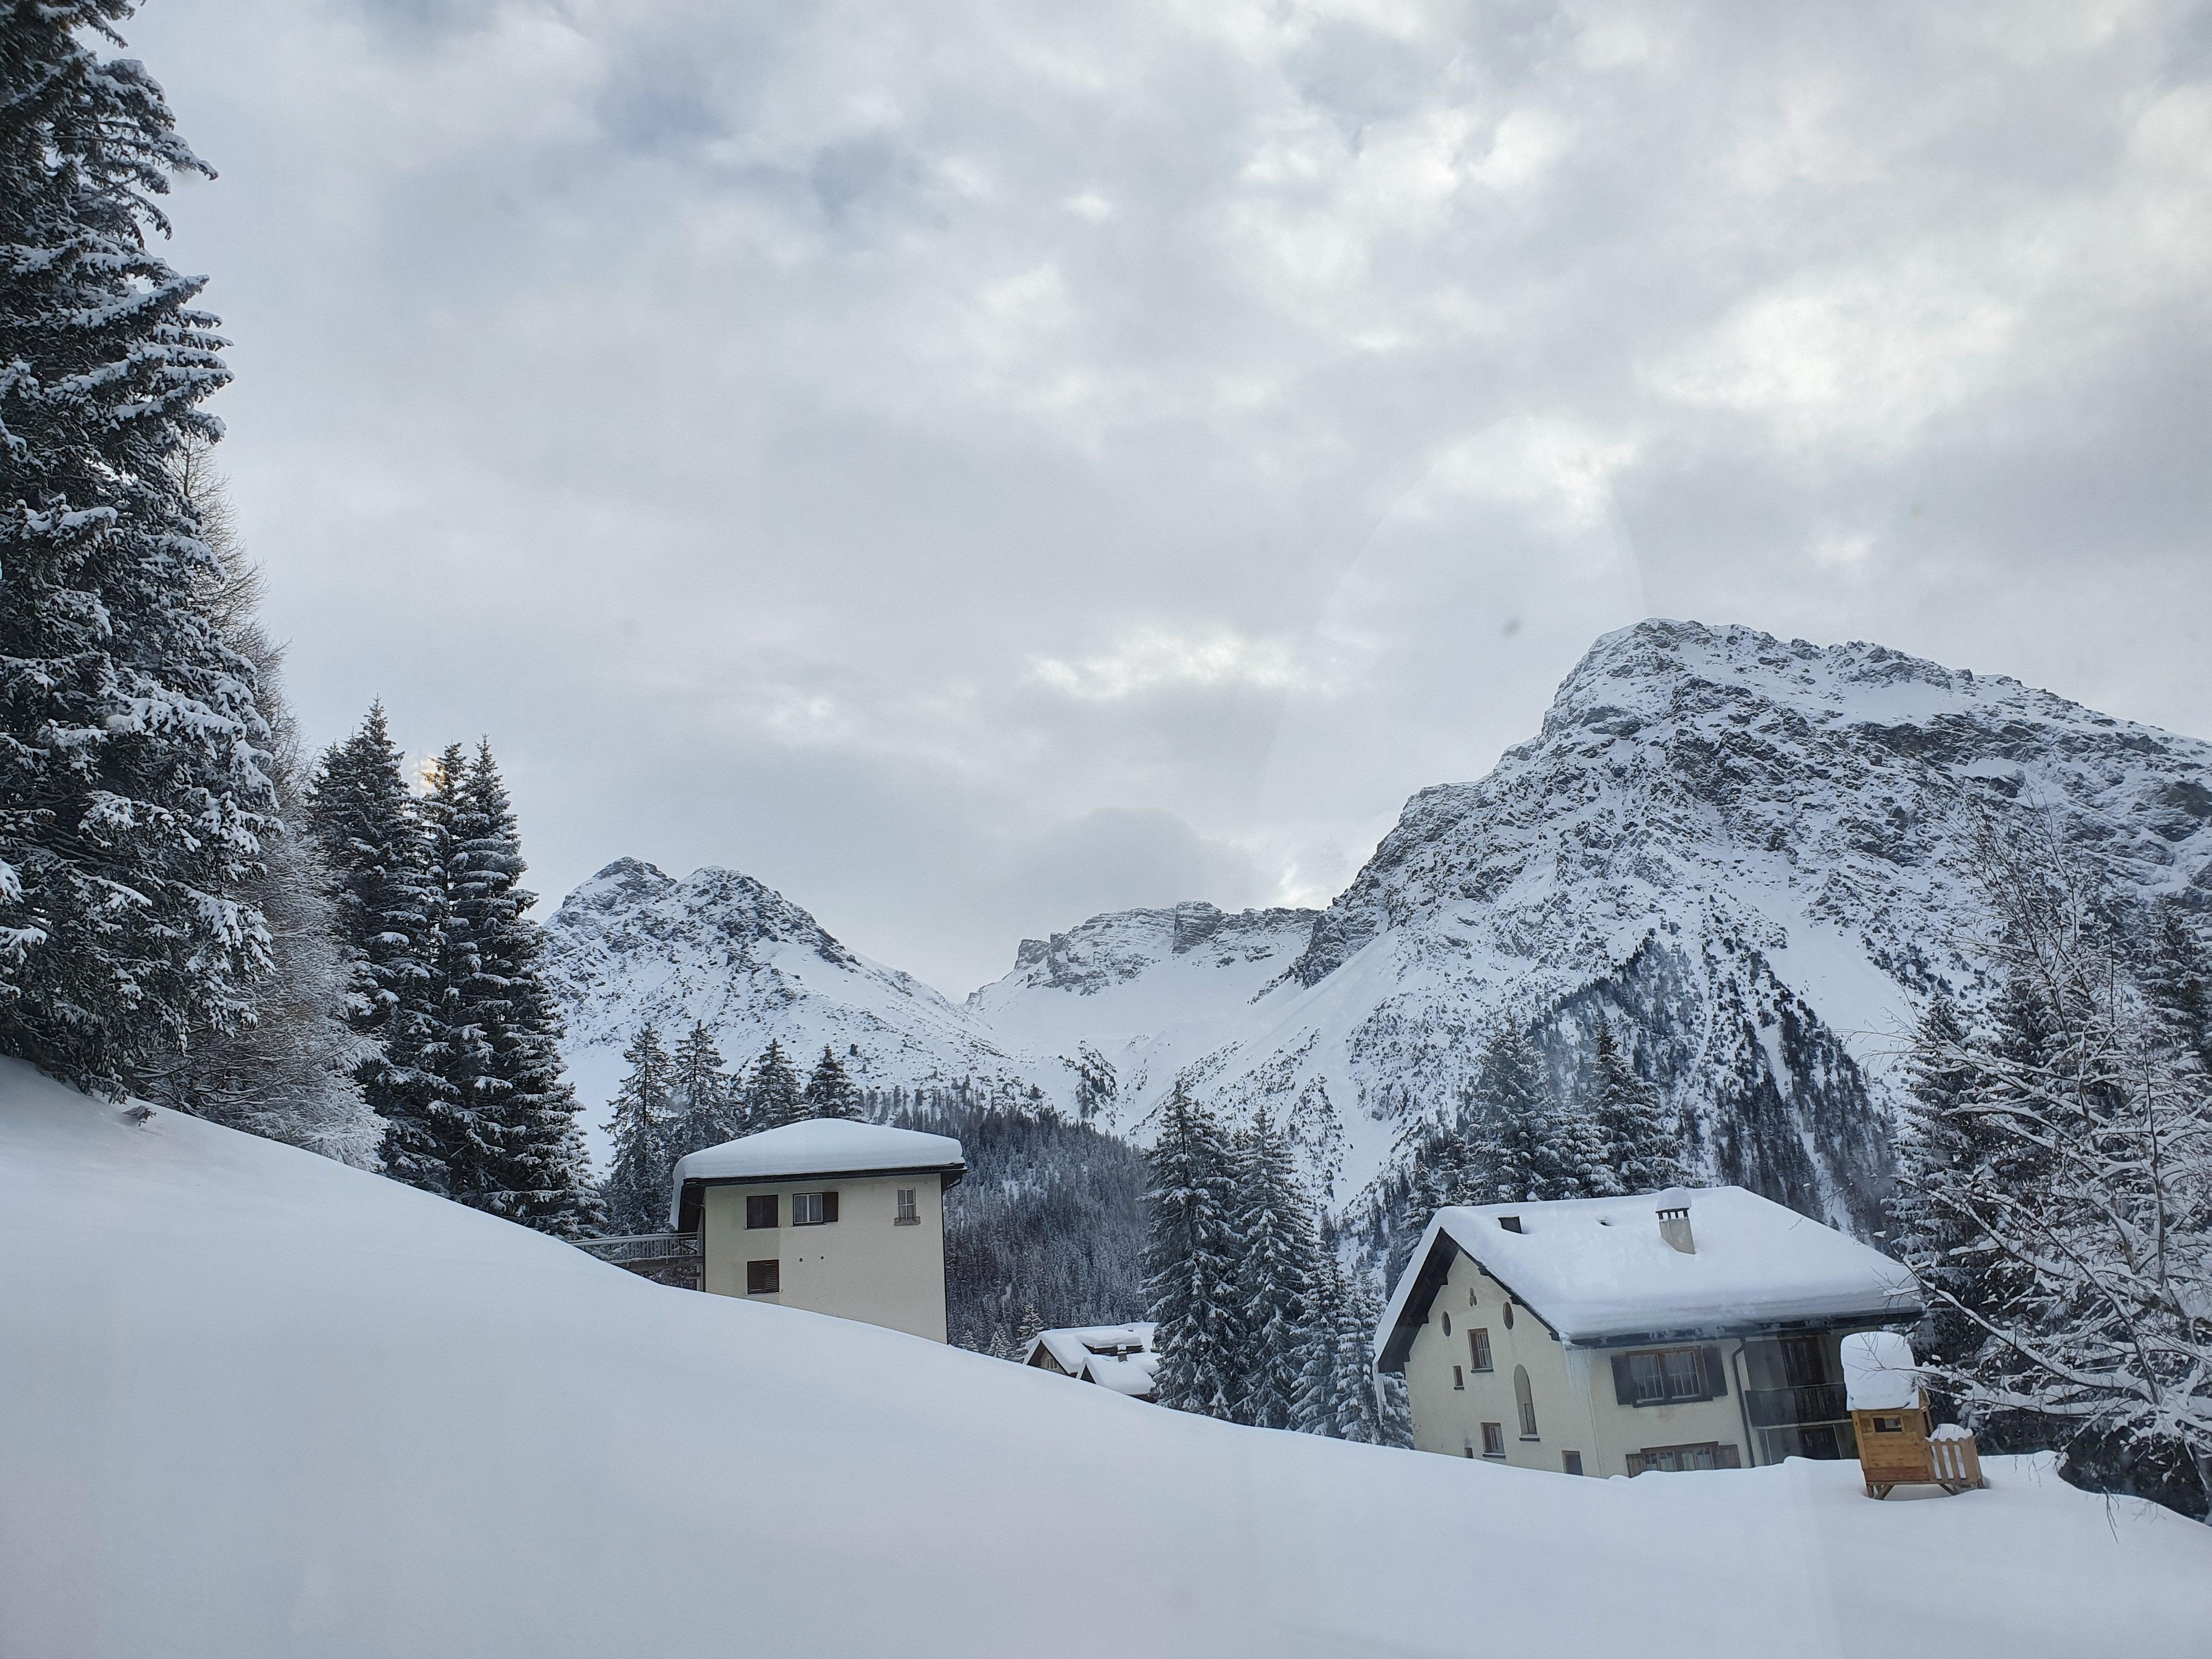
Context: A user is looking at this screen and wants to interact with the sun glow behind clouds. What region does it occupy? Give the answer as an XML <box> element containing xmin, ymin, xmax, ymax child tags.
<box><xmin>1029</xmin><ymin>628</ymin><xmax>1335</xmax><ymax>702</ymax></box>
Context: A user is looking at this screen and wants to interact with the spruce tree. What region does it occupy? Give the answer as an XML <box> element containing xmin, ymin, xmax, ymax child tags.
<box><xmin>669</xmin><ymin>1021</ymin><xmax>733</xmax><ymax>1156</ymax></box>
<box><xmin>435</xmin><ymin>742</ymin><xmax>599</xmax><ymax>1236</ymax></box>
<box><xmin>746</xmin><ymin>1038</ymin><xmax>805</xmax><ymax>1129</ymax></box>
<box><xmin>1590</xmin><ymin>1020</ymin><xmax>1683</xmax><ymax>1194</ymax></box>
<box><xmin>1233</xmin><ymin>1106</ymin><xmax>1318</xmax><ymax>1429</ymax></box>
<box><xmin>803</xmin><ymin>1043</ymin><xmax>863</xmax><ymax>1120</ymax></box>
<box><xmin>2143</xmin><ymin>900</ymin><xmax>2212</xmax><ymax>1075</ymax></box>
<box><xmin>602</xmin><ymin>1023</ymin><xmax>675</xmax><ymax>1234</ymax></box>
<box><xmin>307</xmin><ymin>707</ymin><xmax>444</xmax><ymax>1187</ymax></box>
<box><xmin>1464</xmin><ymin>1023</ymin><xmax>1551</xmax><ymax>1203</ymax></box>
<box><xmin>1142</xmin><ymin>1082</ymin><xmax>1244</xmax><ymax>1419</ymax></box>
<box><xmin>0</xmin><ymin>1</ymin><xmax>281</xmax><ymax>1097</ymax></box>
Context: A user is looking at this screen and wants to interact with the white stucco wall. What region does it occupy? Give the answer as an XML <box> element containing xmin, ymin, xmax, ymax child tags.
<box><xmin>1402</xmin><ymin>1255</ymin><xmax>1755</xmax><ymax>1477</ymax></box>
<box><xmin>699</xmin><ymin>1173</ymin><xmax>949</xmax><ymax>1342</ymax></box>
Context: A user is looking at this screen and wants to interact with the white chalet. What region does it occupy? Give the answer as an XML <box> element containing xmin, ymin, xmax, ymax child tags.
<box><xmin>1022</xmin><ymin>1323</ymin><xmax>1158</xmax><ymax>1398</ymax></box>
<box><xmin>670</xmin><ymin>1120</ymin><xmax>965</xmax><ymax>1342</ymax></box>
<box><xmin>1374</xmin><ymin>1187</ymin><xmax>1920</xmax><ymax>1476</ymax></box>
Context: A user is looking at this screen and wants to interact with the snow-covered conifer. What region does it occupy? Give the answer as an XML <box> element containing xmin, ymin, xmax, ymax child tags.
<box><xmin>668</xmin><ymin>1022</ymin><xmax>733</xmax><ymax>1156</ymax></box>
<box><xmin>1233</xmin><ymin>1106</ymin><xmax>1318</xmax><ymax>1430</ymax></box>
<box><xmin>803</xmin><ymin>1043</ymin><xmax>863</xmax><ymax>1120</ymax></box>
<box><xmin>601</xmin><ymin>1023</ymin><xmax>675</xmax><ymax>1234</ymax></box>
<box><xmin>1143</xmin><ymin>1082</ymin><xmax>1244</xmax><ymax>1419</ymax></box>
<box><xmin>745</xmin><ymin>1039</ymin><xmax>805</xmax><ymax>1129</ymax></box>
<box><xmin>0</xmin><ymin>1</ymin><xmax>280</xmax><ymax>1097</ymax></box>
<box><xmin>1590</xmin><ymin>1020</ymin><xmax>1683</xmax><ymax>1194</ymax></box>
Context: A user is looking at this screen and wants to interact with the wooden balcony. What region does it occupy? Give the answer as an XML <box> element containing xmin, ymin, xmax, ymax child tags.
<box><xmin>573</xmin><ymin>1232</ymin><xmax>702</xmax><ymax>1290</ymax></box>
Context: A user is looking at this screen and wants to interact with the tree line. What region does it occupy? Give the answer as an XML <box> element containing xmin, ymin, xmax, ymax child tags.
<box><xmin>598</xmin><ymin>1026</ymin><xmax>865</xmax><ymax>1233</ymax></box>
<box><xmin>1891</xmin><ymin>819</ymin><xmax>2212</xmax><ymax>1519</ymax></box>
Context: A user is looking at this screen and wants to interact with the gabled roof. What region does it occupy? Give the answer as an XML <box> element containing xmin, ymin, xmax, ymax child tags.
<box><xmin>1374</xmin><ymin>1187</ymin><xmax>1920</xmax><ymax>1371</ymax></box>
<box><xmin>669</xmin><ymin>1121</ymin><xmax>964</xmax><ymax>1231</ymax></box>
<box><xmin>1023</xmin><ymin>1323</ymin><xmax>1159</xmax><ymax>1396</ymax></box>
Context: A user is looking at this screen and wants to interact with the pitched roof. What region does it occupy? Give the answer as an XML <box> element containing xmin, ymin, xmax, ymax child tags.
<box><xmin>1374</xmin><ymin>1186</ymin><xmax>1919</xmax><ymax>1370</ymax></box>
<box><xmin>1023</xmin><ymin>1324</ymin><xmax>1159</xmax><ymax>1397</ymax></box>
<box><xmin>669</xmin><ymin>1121</ymin><xmax>964</xmax><ymax>1231</ymax></box>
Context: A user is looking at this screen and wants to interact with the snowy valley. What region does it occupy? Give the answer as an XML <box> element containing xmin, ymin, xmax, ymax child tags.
<box><xmin>550</xmin><ymin>620</ymin><xmax>2212</xmax><ymax>1231</ymax></box>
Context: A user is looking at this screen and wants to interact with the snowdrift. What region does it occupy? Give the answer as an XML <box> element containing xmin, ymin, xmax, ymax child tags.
<box><xmin>1</xmin><ymin>1062</ymin><xmax>2203</xmax><ymax>1659</ymax></box>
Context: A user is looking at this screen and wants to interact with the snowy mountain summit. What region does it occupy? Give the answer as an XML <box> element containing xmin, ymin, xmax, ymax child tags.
<box><xmin>551</xmin><ymin>621</ymin><xmax>2212</xmax><ymax>1227</ymax></box>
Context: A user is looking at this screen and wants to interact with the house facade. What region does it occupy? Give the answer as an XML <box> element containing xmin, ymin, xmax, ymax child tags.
<box><xmin>669</xmin><ymin>1120</ymin><xmax>965</xmax><ymax>1342</ymax></box>
<box><xmin>1374</xmin><ymin>1187</ymin><xmax>1920</xmax><ymax>1477</ymax></box>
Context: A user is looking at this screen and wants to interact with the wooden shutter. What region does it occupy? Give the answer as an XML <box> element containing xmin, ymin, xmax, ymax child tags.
<box><xmin>822</xmin><ymin>1190</ymin><xmax>839</xmax><ymax>1223</ymax></box>
<box><xmin>1611</xmin><ymin>1353</ymin><xmax>1636</xmax><ymax>1405</ymax></box>
<box><xmin>1701</xmin><ymin>1346</ymin><xmax>1728</xmax><ymax>1397</ymax></box>
<box><xmin>1716</xmin><ymin>1443</ymin><xmax>1742</xmax><ymax>1470</ymax></box>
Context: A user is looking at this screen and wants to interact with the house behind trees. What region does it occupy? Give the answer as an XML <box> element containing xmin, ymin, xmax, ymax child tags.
<box><xmin>1374</xmin><ymin>1188</ymin><xmax>1920</xmax><ymax>1477</ymax></box>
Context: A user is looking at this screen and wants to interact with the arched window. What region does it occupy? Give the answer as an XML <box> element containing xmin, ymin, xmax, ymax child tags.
<box><xmin>1514</xmin><ymin>1365</ymin><xmax>1538</xmax><ymax>1440</ymax></box>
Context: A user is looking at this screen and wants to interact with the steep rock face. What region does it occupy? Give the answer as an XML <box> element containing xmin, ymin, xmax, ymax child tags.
<box><xmin>1227</xmin><ymin>620</ymin><xmax>2212</xmax><ymax>1222</ymax></box>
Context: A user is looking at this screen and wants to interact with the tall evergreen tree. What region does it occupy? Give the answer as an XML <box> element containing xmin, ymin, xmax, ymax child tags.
<box><xmin>668</xmin><ymin>1021</ymin><xmax>733</xmax><ymax>1156</ymax></box>
<box><xmin>1589</xmin><ymin>1020</ymin><xmax>1683</xmax><ymax>1194</ymax></box>
<box><xmin>745</xmin><ymin>1038</ymin><xmax>804</xmax><ymax>1129</ymax></box>
<box><xmin>307</xmin><ymin>707</ymin><xmax>444</xmax><ymax>1186</ymax></box>
<box><xmin>1463</xmin><ymin>1023</ymin><xmax>1551</xmax><ymax>1202</ymax></box>
<box><xmin>435</xmin><ymin>742</ymin><xmax>599</xmax><ymax>1236</ymax></box>
<box><xmin>0</xmin><ymin>0</ymin><xmax>280</xmax><ymax>1097</ymax></box>
<box><xmin>601</xmin><ymin>1022</ymin><xmax>675</xmax><ymax>1234</ymax></box>
<box><xmin>803</xmin><ymin>1043</ymin><xmax>863</xmax><ymax>1120</ymax></box>
<box><xmin>1143</xmin><ymin>1082</ymin><xmax>1244</xmax><ymax>1420</ymax></box>
<box><xmin>2143</xmin><ymin>900</ymin><xmax>2212</xmax><ymax>1076</ymax></box>
<box><xmin>1233</xmin><ymin>1106</ymin><xmax>1318</xmax><ymax>1430</ymax></box>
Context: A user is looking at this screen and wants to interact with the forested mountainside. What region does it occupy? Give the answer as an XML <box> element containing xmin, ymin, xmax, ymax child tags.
<box><xmin>549</xmin><ymin>620</ymin><xmax>2212</xmax><ymax>1248</ymax></box>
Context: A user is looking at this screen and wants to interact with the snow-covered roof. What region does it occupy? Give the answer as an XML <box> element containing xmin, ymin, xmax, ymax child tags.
<box><xmin>1023</xmin><ymin>1323</ymin><xmax>1158</xmax><ymax>1395</ymax></box>
<box><xmin>1842</xmin><ymin>1330</ymin><xmax>1923</xmax><ymax>1410</ymax></box>
<box><xmin>1375</xmin><ymin>1187</ymin><xmax>1919</xmax><ymax>1367</ymax></box>
<box><xmin>669</xmin><ymin>1121</ymin><xmax>964</xmax><ymax>1229</ymax></box>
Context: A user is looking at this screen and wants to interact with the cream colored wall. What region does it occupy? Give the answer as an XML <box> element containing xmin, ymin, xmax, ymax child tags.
<box><xmin>1401</xmin><ymin>1254</ymin><xmax>1753</xmax><ymax>1477</ymax></box>
<box><xmin>699</xmin><ymin>1173</ymin><xmax>948</xmax><ymax>1342</ymax></box>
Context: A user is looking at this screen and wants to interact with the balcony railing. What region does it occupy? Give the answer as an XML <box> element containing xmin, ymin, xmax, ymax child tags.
<box><xmin>573</xmin><ymin>1232</ymin><xmax>702</xmax><ymax>1289</ymax></box>
<box><xmin>1745</xmin><ymin>1382</ymin><xmax>1849</xmax><ymax>1429</ymax></box>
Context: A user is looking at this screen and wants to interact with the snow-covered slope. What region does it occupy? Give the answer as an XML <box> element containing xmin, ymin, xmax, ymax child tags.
<box><xmin>545</xmin><ymin>858</ymin><xmax>1038</xmax><ymax>1158</ymax></box>
<box><xmin>3</xmin><ymin>1063</ymin><xmax>2204</xmax><ymax>1658</ymax></box>
<box><xmin>550</xmin><ymin>623</ymin><xmax>2212</xmax><ymax>1226</ymax></box>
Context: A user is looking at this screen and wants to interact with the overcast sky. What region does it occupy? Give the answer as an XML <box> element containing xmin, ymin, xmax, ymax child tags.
<box><xmin>127</xmin><ymin>0</ymin><xmax>2212</xmax><ymax>995</ymax></box>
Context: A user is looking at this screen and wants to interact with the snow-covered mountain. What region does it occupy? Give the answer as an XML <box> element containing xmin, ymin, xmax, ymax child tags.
<box><xmin>550</xmin><ymin>621</ymin><xmax>2212</xmax><ymax>1226</ymax></box>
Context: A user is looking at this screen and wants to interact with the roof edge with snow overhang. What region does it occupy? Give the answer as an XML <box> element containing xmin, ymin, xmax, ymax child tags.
<box><xmin>670</xmin><ymin>1121</ymin><xmax>965</xmax><ymax>1232</ymax></box>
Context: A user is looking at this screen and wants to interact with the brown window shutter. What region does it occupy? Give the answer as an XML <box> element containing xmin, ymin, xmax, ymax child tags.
<box><xmin>1611</xmin><ymin>1353</ymin><xmax>1636</xmax><ymax>1405</ymax></box>
<box><xmin>1717</xmin><ymin>1443</ymin><xmax>1742</xmax><ymax>1470</ymax></box>
<box><xmin>822</xmin><ymin>1190</ymin><xmax>839</xmax><ymax>1223</ymax></box>
<box><xmin>1701</xmin><ymin>1346</ymin><xmax>1728</xmax><ymax>1397</ymax></box>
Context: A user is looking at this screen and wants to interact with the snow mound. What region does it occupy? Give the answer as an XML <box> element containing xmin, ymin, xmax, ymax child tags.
<box><xmin>5</xmin><ymin>1060</ymin><xmax>2204</xmax><ymax>1658</ymax></box>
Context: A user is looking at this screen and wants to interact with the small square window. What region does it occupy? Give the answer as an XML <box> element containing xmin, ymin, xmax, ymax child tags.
<box><xmin>1453</xmin><ymin>1364</ymin><xmax>1465</xmax><ymax>1390</ymax></box>
<box><xmin>1480</xmin><ymin>1422</ymin><xmax>1506</xmax><ymax>1458</ymax></box>
<box><xmin>746</xmin><ymin>1259</ymin><xmax>780</xmax><ymax>1295</ymax></box>
<box><xmin>791</xmin><ymin>1191</ymin><xmax>838</xmax><ymax>1226</ymax></box>
<box><xmin>1469</xmin><ymin>1329</ymin><xmax>1493</xmax><ymax>1372</ymax></box>
<box><xmin>1871</xmin><ymin>1415</ymin><xmax>1904</xmax><ymax>1434</ymax></box>
<box><xmin>1562</xmin><ymin>1451</ymin><xmax>1584</xmax><ymax>1476</ymax></box>
<box><xmin>895</xmin><ymin>1188</ymin><xmax>918</xmax><ymax>1224</ymax></box>
<box><xmin>746</xmin><ymin>1194</ymin><xmax>778</xmax><ymax>1230</ymax></box>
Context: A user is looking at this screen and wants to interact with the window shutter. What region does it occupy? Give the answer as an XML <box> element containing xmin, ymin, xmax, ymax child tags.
<box><xmin>1716</xmin><ymin>1443</ymin><xmax>1742</xmax><ymax>1470</ymax></box>
<box><xmin>822</xmin><ymin>1190</ymin><xmax>839</xmax><ymax>1223</ymax></box>
<box><xmin>1701</xmin><ymin>1346</ymin><xmax>1728</xmax><ymax>1398</ymax></box>
<box><xmin>1611</xmin><ymin>1354</ymin><xmax>1635</xmax><ymax>1405</ymax></box>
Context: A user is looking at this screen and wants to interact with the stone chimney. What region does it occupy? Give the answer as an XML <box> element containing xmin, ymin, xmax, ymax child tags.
<box><xmin>1657</xmin><ymin>1204</ymin><xmax>1695</xmax><ymax>1254</ymax></box>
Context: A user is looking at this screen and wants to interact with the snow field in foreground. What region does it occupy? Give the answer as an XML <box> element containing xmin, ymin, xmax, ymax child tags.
<box><xmin>1</xmin><ymin>1059</ymin><xmax>2203</xmax><ymax>1659</ymax></box>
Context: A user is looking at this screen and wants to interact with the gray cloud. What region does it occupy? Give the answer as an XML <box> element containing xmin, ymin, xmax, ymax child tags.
<box><xmin>128</xmin><ymin>0</ymin><xmax>2212</xmax><ymax>991</ymax></box>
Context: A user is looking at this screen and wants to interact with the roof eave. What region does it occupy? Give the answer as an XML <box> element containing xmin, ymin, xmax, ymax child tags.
<box><xmin>672</xmin><ymin>1160</ymin><xmax>968</xmax><ymax>1235</ymax></box>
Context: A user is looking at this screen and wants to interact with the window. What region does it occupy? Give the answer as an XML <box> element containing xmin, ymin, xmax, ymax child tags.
<box><xmin>746</xmin><ymin>1259</ymin><xmax>780</xmax><ymax>1295</ymax></box>
<box><xmin>1562</xmin><ymin>1451</ymin><xmax>1584</xmax><ymax>1476</ymax></box>
<box><xmin>1469</xmin><ymin>1287</ymin><xmax>1478</xmax><ymax>1307</ymax></box>
<box><xmin>745</xmin><ymin>1194</ymin><xmax>778</xmax><ymax>1230</ymax></box>
<box><xmin>1871</xmin><ymin>1415</ymin><xmax>1904</xmax><ymax>1435</ymax></box>
<box><xmin>1503</xmin><ymin>1301</ymin><xmax>1514</xmax><ymax>1330</ymax></box>
<box><xmin>1441</xmin><ymin>1311</ymin><xmax>1452</xmax><ymax>1337</ymax></box>
<box><xmin>1624</xmin><ymin>1442</ymin><xmax>1742</xmax><ymax>1476</ymax></box>
<box><xmin>1469</xmin><ymin>1329</ymin><xmax>1493</xmax><ymax>1372</ymax></box>
<box><xmin>1453</xmin><ymin>1364</ymin><xmax>1465</xmax><ymax>1391</ymax></box>
<box><xmin>791</xmin><ymin>1190</ymin><xmax>839</xmax><ymax>1226</ymax></box>
<box><xmin>1498</xmin><ymin>1216</ymin><xmax>1523</xmax><ymax>1234</ymax></box>
<box><xmin>1612</xmin><ymin>1346</ymin><xmax>1727</xmax><ymax>1407</ymax></box>
<box><xmin>1514</xmin><ymin>1364</ymin><xmax>1538</xmax><ymax>1440</ymax></box>
<box><xmin>1480</xmin><ymin>1422</ymin><xmax>1505</xmax><ymax>1458</ymax></box>
<box><xmin>894</xmin><ymin>1188</ymin><xmax>918</xmax><ymax>1224</ymax></box>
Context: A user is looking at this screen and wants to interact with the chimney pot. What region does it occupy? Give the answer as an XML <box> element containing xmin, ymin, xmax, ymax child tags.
<box><xmin>1657</xmin><ymin>1205</ymin><xmax>1695</xmax><ymax>1254</ymax></box>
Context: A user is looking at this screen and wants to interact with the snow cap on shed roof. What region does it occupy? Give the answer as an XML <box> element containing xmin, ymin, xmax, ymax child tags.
<box><xmin>1375</xmin><ymin>1186</ymin><xmax>1918</xmax><ymax>1367</ymax></box>
<box><xmin>669</xmin><ymin>1120</ymin><xmax>963</xmax><ymax>1229</ymax></box>
<box><xmin>1842</xmin><ymin>1330</ymin><xmax>1923</xmax><ymax>1410</ymax></box>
